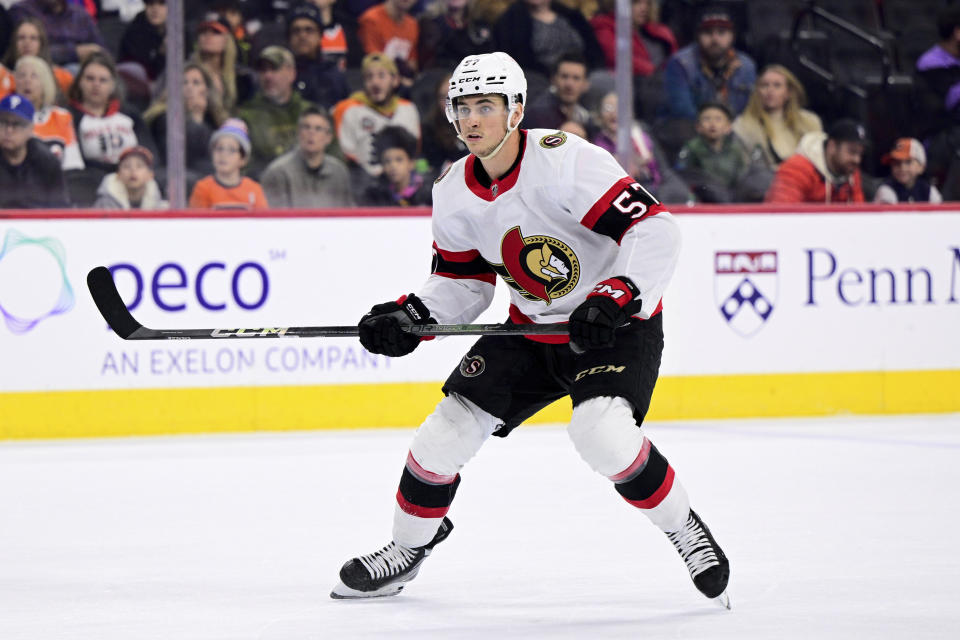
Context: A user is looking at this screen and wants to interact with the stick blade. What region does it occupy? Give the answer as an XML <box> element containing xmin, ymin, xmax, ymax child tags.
<box><xmin>87</xmin><ymin>266</ymin><xmax>142</xmax><ymax>339</ymax></box>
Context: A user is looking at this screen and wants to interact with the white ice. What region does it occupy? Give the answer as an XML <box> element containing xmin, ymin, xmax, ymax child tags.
<box><xmin>2</xmin><ymin>414</ymin><xmax>959</xmax><ymax>640</ymax></box>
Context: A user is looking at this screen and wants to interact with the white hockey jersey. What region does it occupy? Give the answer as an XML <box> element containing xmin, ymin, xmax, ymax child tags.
<box><xmin>418</xmin><ymin>129</ymin><xmax>681</xmax><ymax>342</ymax></box>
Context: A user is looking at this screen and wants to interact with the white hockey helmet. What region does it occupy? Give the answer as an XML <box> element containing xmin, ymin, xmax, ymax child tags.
<box><xmin>445</xmin><ymin>52</ymin><xmax>527</xmax><ymax>129</ymax></box>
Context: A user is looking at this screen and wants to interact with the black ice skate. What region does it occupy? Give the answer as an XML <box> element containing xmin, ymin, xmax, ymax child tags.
<box><xmin>666</xmin><ymin>509</ymin><xmax>731</xmax><ymax>609</ymax></box>
<box><xmin>330</xmin><ymin>517</ymin><xmax>453</xmax><ymax>599</ymax></box>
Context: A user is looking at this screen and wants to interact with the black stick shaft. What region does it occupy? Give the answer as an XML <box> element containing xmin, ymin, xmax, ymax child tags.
<box><xmin>86</xmin><ymin>266</ymin><xmax>568</xmax><ymax>341</ymax></box>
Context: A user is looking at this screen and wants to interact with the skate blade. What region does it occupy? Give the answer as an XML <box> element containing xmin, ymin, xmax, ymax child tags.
<box><xmin>330</xmin><ymin>581</ymin><xmax>405</xmax><ymax>600</ymax></box>
<box><xmin>712</xmin><ymin>590</ymin><xmax>731</xmax><ymax>610</ymax></box>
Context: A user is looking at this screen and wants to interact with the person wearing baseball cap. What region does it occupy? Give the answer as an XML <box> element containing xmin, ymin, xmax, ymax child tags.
<box><xmin>0</xmin><ymin>92</ymin><xmax>70</xmax><ymax>208</ymax></box>
<box><xmin>237</xmin><ymin>45</ymin><xmax>317</xmax><ymax>177</ymax></box>
<box><xmin>285</xmin><ymin>3</ymin><xmax>350</xmax><ymax>109</ymax></box>
<box><xmin>766</xmin><ymin>118</ymin><xmax>867</xmax><ymax>203</ymax></box>
<box><xmin>874</xmin><ymin>138</ymin><xmax>943</xmax><ymax>204</ymax></box>
<box><xmin>661</xmin><ymin>4</ymin><xmax>757</xmax><ymax>122</ymax></box>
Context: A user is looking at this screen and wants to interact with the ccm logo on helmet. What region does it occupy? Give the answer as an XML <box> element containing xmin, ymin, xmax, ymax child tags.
<box><xmin>575</xmin><ymin>364</ymin><xmax>627</xmax><ymax>381</ymax></box>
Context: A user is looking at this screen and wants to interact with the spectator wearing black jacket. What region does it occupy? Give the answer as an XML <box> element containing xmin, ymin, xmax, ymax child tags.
<box><xmin>493</xmin><ymin>0</ymin><xmax>604</xmax><ymax>77</ymax></box>
<box><xmin>118</xmin><ymin>0</ymin><xmax>167</xmax><ymax>82</ymax></box>
<box><xmin>286</xmin><ymin>3</ymin><xmax>350</xmax><ymax>110</ymax></box>
<box><xmin>417</xmin><ymin>0</ymin><xmax>494</xmax><ymax>70</ymax></box>
<box><xmin>0</xmin><ymin>93</ymin><xmax>70</xmax><ymax>208</ymax></box>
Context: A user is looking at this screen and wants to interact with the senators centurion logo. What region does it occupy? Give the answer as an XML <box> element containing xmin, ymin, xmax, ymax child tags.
<box><xmin>491</xmin><ymin>226</ymin><xmax>579</xmax><ymax>304</ymax></box>
<box><xmin>714</xmin><ymin>251</ymin><xmax>778</xmax><ymax>337</ymax></box>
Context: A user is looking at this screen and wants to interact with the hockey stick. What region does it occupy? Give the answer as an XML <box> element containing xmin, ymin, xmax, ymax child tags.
<box><xmin>87</xmin><ymin>266</ymin><xmax>568</xmax><ymax>341</ymax></box>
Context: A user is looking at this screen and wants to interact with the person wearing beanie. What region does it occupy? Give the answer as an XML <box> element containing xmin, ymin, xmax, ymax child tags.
<box><xmin>874</xmin><ymin>137</ymin><xmax>943</xmax><ymax>204</ymax></box>
<box><xmin>189</xmin><ymin>118</ymin><xmax>268</xmax><ymax>209</ymax></box>
<box><xmin>93</xmin><ymin>145</ymin><xmax>168</xmax><ymax>210</ymax></box>
<box><xmin>0</xmin><ymin>92</ymin><xmax>70</xmax><ymax>208</ymax></box>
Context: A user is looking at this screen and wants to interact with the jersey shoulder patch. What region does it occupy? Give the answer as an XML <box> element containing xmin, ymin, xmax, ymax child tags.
<box><xmin>538</xmin><ymin>131</ymin><xmax>568</xmax><ymax>149</ymax></box>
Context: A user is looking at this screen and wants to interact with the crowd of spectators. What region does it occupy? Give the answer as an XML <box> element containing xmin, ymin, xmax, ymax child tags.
<box><xmin>0</xmin><ymin>0</ymin><xmax>956</xmax><ymax>210</ymax></box>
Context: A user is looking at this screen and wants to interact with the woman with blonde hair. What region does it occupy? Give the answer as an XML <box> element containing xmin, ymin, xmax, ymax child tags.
<box><xmin>188</xmin><ymin>18</ymin><xmax>253</xmax><ymax>112</ymax></box>
<box><xmin>732</xmin><ymin>64</ymin><xmax>822</xmax><ymax>170</ymax></box>
<box><xmin>13</xmin><ymin>55</ymin><xmax>83</xmax><ymax>170</ymax></box>
<box><xmin>143</xmin><ymin>62</ymin><xmax>229</xmax><ymax>181</ymax></box>
<box><xmin>1</xmin><ymin>18</ymin><xmax>74</xmax><ymax>100</ymax></box>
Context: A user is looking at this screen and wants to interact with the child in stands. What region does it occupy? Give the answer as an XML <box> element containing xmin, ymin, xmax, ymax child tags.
<box><xmin>189</xmin><ymin>118</ymin><xmax>268</xmax><ymax>209</ymax></box>
<box><xmin>874</xmin><ymin>138</ymin><xmax>943</xmax><ymax>204</ymax></box>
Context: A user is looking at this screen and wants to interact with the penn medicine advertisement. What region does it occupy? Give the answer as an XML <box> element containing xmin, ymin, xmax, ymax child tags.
<box><xmin>1</xmin><ymin>209</ymin><xmax>958</xmax><ymax>436</ymax></box>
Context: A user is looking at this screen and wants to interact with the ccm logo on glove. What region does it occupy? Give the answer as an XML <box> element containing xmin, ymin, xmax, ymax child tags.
<box><xmin>358</xmin><ymin>293</ymin><xmax>436</xmax><ymax>357</ymax></box>
<box><xmin>568</xmin><ymin>276</ymin><xmax>642</xmax><ymax>354</ymax></box>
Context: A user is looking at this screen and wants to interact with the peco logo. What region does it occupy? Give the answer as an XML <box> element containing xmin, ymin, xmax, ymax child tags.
<box><xmin>0</xmin><ymin>229</ymin><xmax>75</xmax><ymax>334</ymax></box>
<box><xmin>107</xmin><ymin>261</ymin><xmax>270</xmax><ymax>313</ymax></box>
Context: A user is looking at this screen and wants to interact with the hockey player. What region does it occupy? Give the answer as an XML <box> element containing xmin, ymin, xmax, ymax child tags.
<box><xmin>331</xmin><ymin>51</ymin><xmax>731</xmax><ymax>608</ymax></box>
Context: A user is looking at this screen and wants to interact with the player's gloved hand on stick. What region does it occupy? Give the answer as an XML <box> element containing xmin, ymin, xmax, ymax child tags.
<box><xmin>568</xmin><ymin>276</ymin><xmax>642</xmax><ymax>354</ymax></box>
<box><xmin>358</xmin><ymin>294</ymin><xmax>436</xmax><ymax>357</ymax></box>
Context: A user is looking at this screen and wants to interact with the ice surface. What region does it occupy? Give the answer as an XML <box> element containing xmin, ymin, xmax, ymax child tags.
<box><xmin>2</xmin><ymin>414</ymin><xmax>959</xmax><ymax>639</ymax></box>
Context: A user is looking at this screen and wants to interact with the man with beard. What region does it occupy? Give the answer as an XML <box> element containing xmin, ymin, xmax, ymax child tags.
<box><xmin>237</xmin><ymin>45</ymin><xmax>315</xmax><ymax>178</ymax></box>
<box><xmin>765</xmin><ymin>119</ymin><xmax>867</xmax><ymax>203</ymax></box>
<box><xmin>331</xmin><ymin>53</ymin><xmax>420</xmax><ymax>183</ymax></box>
<box><xmin>662</xmin><ymin>5</ymin><xmax>755</xmax><ymax>122</ymax></box>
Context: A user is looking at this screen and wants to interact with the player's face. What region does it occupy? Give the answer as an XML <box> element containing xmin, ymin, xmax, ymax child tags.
<box><xmin>455</xmin><ymin>95</ymin><xmax>512</xmax><ymax>157</ymax></box>
<box><xmin>117</xmin><ymin>156</ymin><xmax>152</xmax><ymax>192</ymax></box>
<box><xmin>757</xmin><ymin>70</ymin><xmax>789</xmax><ymax>111</ymax></box>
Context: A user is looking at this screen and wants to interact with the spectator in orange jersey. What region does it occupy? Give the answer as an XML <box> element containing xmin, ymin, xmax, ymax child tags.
<box><xmin>765</xmin><ymin>119</ymin><xmax>867</xmax><ymax>204</ymax></box>
<box><xmin>1</xmin><ymin>17</ymin><xmax>74</xmax><ymax>99</ymax></box>
<box><xmin>14</xmin><ymin>55</ymin><xmax>83</xmax><ymax>170</ymax></box>
<box><xmin>358</xmin><ymin>0</ymin><xmax>419</xmax><ymax>81</ymax></box>
<box><xmin>189</xmin><ymin>118</ymin><xmax>268</xmax><ymax>209</ymax></box>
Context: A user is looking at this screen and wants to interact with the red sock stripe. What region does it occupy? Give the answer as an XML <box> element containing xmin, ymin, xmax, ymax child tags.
<box><xmin>608</xmin><ymin>438</ymin><xmax>652</xmax><ymax>483</ymax></box>
<box><xmin>396</xmin><ymin>490</ymin><xmax>450</xmax><ymax>519</ymax></box>
<box><xmin>622</xmin><ymin>465</ymin><xmax>675</xmax><ymax>509</ymax></box>
<box><xmin>405</xmin><ymin>451</ymin><xmax>457</xmax><ymax>485</ymax></box>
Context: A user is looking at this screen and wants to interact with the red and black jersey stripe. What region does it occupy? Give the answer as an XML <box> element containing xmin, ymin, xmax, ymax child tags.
<box><xmin>431</xmin><ymin>243</ymin><xmax>497</xmax><ymax>285</ymax></box>
<box><xmin>581</xmin><ymin>177</ymin><xmax>666</xmax><ymax>244</ymax></box>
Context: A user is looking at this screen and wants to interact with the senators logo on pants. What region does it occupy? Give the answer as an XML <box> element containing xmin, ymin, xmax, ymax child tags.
<box><xmin>491</xmin><ymin>226</ymin><xmax>580</xmax><ymax>304</ymax></box>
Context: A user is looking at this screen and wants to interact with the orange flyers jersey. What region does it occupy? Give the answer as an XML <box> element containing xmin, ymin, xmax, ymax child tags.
<box><xmin>33</xmin><ymin>106</ymin><xmax>85</xmax><ymax>170</ymax></box>
<box><xmin>189</xmin><ymin>175</ymin><xmax>269</xmax><ymax>210</ymax></box>
<box><xmin>419</xmin><ymin>129</ymin><xmax>679</xmax><ymax>327</ymax></box>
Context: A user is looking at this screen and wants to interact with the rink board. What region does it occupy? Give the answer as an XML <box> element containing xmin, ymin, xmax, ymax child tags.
<box><xmin>1</xmin><ymin>205</ymin><xmax>958</xmax><ymax>439</ymax></box>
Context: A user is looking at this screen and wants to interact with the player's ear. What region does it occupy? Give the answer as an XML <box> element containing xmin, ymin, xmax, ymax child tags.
<box><xmin>510</xmin><ymin>102</ymin><xmax>524</xmax><ymax>128</ymax></box>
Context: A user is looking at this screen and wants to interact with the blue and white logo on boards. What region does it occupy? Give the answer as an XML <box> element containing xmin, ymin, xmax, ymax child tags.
<box><xmin>0</xmin><ymin>229</ymin><xmax>75</xmax><ymax>334</ymax></box>
<box><xmin>714</xmin><ymin>251</ymin><xmax>777</xmax><ymax>337</ymax></box>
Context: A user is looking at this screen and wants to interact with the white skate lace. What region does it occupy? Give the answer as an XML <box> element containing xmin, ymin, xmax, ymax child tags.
<box><xmin>357</xmin><ymin>543</ymin><xmax>419</xmax><ymax>580</ymax></box>
<box><xmin>667</xmin><ymin>514</ymin><xmax>719</xmax><ymax>579</ymax></box>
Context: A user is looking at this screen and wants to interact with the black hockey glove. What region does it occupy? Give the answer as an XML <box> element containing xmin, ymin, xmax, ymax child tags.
<box><xmin>568</xmin><ymin>276</ymin><xmax>642</xmax><ymax>354</ymax></box>
<box><xmin>358</xmin><ymin>294</ymin><xmax>436</xmax><ymax>357</ymax></box>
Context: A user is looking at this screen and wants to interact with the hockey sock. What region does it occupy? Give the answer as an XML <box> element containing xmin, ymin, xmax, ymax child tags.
<box><xmin>393</xmin><ymin>451</ymin><xmax>461</xmax><ymax>547</ymax></box>
<box><xmin>611</xmin><ymin>439</ymin><xmax>690</xmax><ymax>533</ymax></box>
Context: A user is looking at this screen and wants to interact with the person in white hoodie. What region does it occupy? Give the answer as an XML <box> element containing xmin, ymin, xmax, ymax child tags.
<box><xmin>93</xmin><ymin>145</ymin><xmax>168</xmax><ymax>210</ymax></box>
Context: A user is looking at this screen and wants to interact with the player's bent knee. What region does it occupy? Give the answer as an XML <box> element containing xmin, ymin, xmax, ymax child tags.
<box><xmin>408</xmin><ymin>393</ymin><xmax>500</xmax><ymax>477</ymax></box>
<box><xmin>567</xmin><ymin>396</ymin><xmax>646</xmax><ymax>478</ymax></box>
